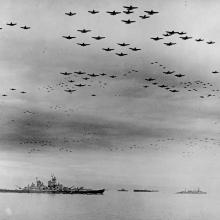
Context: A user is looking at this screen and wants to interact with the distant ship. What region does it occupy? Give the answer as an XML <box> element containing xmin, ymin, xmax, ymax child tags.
<box><xmin>176</xmin><ymin>188</ymin><xmax>207</xmax><ymax>194</ymax></box>
<box><xmin>0</xmin><ymin>175</ymin><xmax>105</xmax><ymax>195</ymax></box>
<box><xmin>133</xmin><ymin>189</ymin><xmax>159</xmax><ymax>192</ymax></box>
<box><xmin>117</xmin><ymin>188</ymin><xmax>128</xmax><ymax>192</ymax></box>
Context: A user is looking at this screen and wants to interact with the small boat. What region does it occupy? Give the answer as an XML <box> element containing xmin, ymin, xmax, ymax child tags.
<box><xmin>117</xmin><ymin>188</ymin><xmax>128</xmax><ymax>192</ymax></box>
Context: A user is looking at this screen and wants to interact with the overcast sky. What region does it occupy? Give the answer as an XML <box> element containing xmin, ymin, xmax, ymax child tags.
<box><xmin>0</xmin><ymin>0</ymin><xmax>220</xmax><ymax>190</ymax></box>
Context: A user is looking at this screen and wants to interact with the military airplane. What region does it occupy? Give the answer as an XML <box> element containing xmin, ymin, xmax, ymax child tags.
<box><xmin>65</xmin><ymin>89</ymin><xmax>76</xmax><ymax>93</ymax></box>
<box><xmin>175</xmin><ymin>74</ymin><xmax>185</xmax><ymax>77</ymax></box>
<box><xmin>207</xmin><ymin>41</ymin><xmax>215</xmax><ymax>44</ymax></box>
<box><xmin>123</xmin><ymin>10</ymin><xmax>134</xmax><ymax>14</ymax></box>
<box><xmin>117</xmin><ymin>43</ymin><xmax>130</xmax><ymax>46</ymax></box>
<box><xmin>88</xmin><ymin>10</ymin><xmax>99</xmax><ymax>14</ymax></box>
<box><xmin>151</xmin><ymin>37</ymin><xmax>163</xmax><ymax>41</ymax></box>
<box><xmin>77</xmin><ymin>29</ymin><xmax>91</xmax><ymax>33</ymax></box>
<box><xmin>123</xmin><ymin>5</ymin><xmax>138</xmax><ymax>10</ymax></box>
<box><xmin>166</xmin><ymin>30</ymin><xmax>177</xmax><ymax>35</ymax></box>
<box><xmin>164</xmin><ymin>42</ymin><xmax>176</xmax><ymax>46</ymax></box>
<box><xmin>180</xmin><ymin>36</ymin><xmax>192</xmax><ymax>40</ymax></box>
<box><xmin>129</xmin><ymin>47</ymin><xmax>141</xmax><ymax>51</ymax></box>
<box><xmin>102</xmin><ymin>48</ymin><xmax>114</xmax><ymax>51</ymax></box>
<box><xmin>212</xmin><ymin>71</ymin><xmax>219</xmax><ymax>74</ymax></box>
<box><xmin>7</xmin><ymin>22</ymin><xmax>17</xmax><ymax>26</ymax></box>
<box><xmin>139</xmin><ymin>15</ymin><xmax>150</xmax><ymax>19</ymax></box>
<box><xmin>144</xmin><ymin>10</ymin><xmax>159</xmax><ymax>15</ymax></box>
<box><xmin>163</xmin><ymin>71</ymin><xmax>175</xmax><ymax>74</ymax></box>
<box><xmin>88</xmin><ymin>73</ymin><xmax>99</xmax><ymax>77</ymax></box>
<box><xmin>20</xmin><ymin>25</ymin><xmax>31</xmax><ymax>29</ymax></box>
<box><xmin>195</xmin><ymin>38</ymin><xmax>204</xmax><ymax>42</ymax></box>
<box><xmin>92</xmin><ymin>36</ymin><xmax>106</xmax><ymax>40</ymax></box>
<box><xmin>62</xmin><ymin>35</ymin><xmax>76</xmax><ymax>40</ymax></box>
<box><xmin>106</xmin><ymin>10</ymin><xmax>121</xmax><ymax>15</ymax></box>
<box><xmin>145</xmin><ymin>78</ymin><xmax>155</xmax><ymax>81</ymax></box>
<box><xmin>65</xmin><ymin>12</ymin><xmax>76</xmax><ymax>16</ymax></box>
<box><xmin>121</xmin><ymin>19</ymin><xmax>136</xmax><ymax>24</ymax></box>
<box><xmin>83</xmin><ymin>77</ymin><xmax>90</xmax><ymax>80</ymax></box>
<box><xmin>60</xmin><ymin>72</ymin><xmax>72</xmax><ymax>75</ymax></box>
<box><xmin>75</xmin><ymin>84</ymin><xmax>86</xmax><ymax>87</ymax></box>
<box><xmin>74</xmin><ymin>71</ymin><xmax>86</xmax><ymax>75</ymax></box>
<box><xmin>116</xmin><ymin>52</ymin><xmax>128</xmax><ymax>56</ymax></box>
<box><xmin>77</xmin><ymin>43</ymin><xmax>90</xmax><ymax>47</ymax></box>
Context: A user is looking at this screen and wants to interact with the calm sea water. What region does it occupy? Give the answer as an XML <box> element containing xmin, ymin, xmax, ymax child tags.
<box><xmin>0</xmin><ymin>190</ymin><xmax>219</xmax><ymax>220</ymax></box>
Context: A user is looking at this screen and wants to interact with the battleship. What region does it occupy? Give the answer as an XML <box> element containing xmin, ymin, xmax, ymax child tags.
<box><xmin>0</xmin><ymin>175</ymin><xmax>105</xmax><ymax>195</ymax></box>
<box><xmin>176</xmin><ymin>188</ymin><xmax>207</xmax><ymax>194</ymax></box>
<box><xmin>133</xmin><ymin>189</ymin><xmax>159</xmax><ymax>192</ymax></box>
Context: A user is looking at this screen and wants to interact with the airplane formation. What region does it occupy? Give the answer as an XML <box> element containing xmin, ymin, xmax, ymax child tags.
<box><xmin>1</xmin><ymin>3</ymin><xmax>220</xmax><ymax>154</ymax></box>
<box><xmin>151</xmin><ymin>30</ymin><xmax>216</xmax><ymax>46</ymax></box>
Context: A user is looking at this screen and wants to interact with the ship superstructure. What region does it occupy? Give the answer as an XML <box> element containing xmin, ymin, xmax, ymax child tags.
<box><xmin>0</xmin><ymin>175</ymin><xmax>105</xmax><ymax>194</ymax></box>
<box><xmin>176</xmin><ymin>188</ymin><xmax>207</xmax><ymax>194</ymax></box>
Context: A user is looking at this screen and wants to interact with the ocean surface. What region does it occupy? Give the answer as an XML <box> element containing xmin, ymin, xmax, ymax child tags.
<box><xmin>0</xmin><ymin>190</ymin><xmax>219</xmax><ymax>220</ymax></box>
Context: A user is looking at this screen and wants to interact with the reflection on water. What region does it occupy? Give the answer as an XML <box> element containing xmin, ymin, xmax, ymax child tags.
<box><xmin>0</xmin><ymin>191</ymin><xmax>218</xmax><ymax>220</ymax></box>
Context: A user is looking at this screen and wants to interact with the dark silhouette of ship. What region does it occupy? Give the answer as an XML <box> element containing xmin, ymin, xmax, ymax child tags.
<box><xmin>117</xmin><ymin>188</ymin><xmax>128</xmax><ymax>192</ymax></box>
<box><xmin>133</xmin><ymin>189</ymin><xmax>159</xmax><ymax>192</ymax></box>
<box><xmin>0</xmin><ymin>175</ymin><xmax>105</xmax><ymax>195</ymax></box>
<box><xmin>176</xmin><ymin>188</ymin><xmax>207</xmax><ymax>194</ymax></box>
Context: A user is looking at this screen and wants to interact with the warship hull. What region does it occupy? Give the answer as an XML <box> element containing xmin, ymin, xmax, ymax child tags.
<box><xmin>176</xmin><ymin>191</ymin><xmax>207</xmax><ymax>194</ymax></box>
<box><xmin>176</xmin><ymin>189</ymin><xmax>207</xmax><ymax>194</ymax></box>
<box><xmin>0</xmin><ymin>188</ymin><xmax>105</xmax><ymax>195</ymax></box>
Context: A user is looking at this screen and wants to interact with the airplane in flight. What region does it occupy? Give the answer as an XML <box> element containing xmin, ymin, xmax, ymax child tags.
<box><xmin>144</xmin><ymin>10</ymin><xmax>159</xmax><ymax>15</ymax></box>
<box><xmin>88</xmin><ymin>73</ymin><xmax>99</xmax><ymax>77</ymax></box>
<box><xmin>74</xmin><ymin>71</ymin><xmax>86</xmax><ymax>75</ymax></box>
<box><xmin>92</xmin><ymin>36</ymin><xmax>106</xmax><ymax>40</ymax></box>
<box><xmin>151</xmin><ymin>37</ymin><xmax>163</xmax><ymax>41</ymax></box>
<box><xmin>116</xmin><ymin>52</ymin><xmax>128</xmax><ymax>56</ymax></box>
<box><xmin>64</xmin><ymin>89</ymin><xmax>76</xmax><ymax>93</ymax></box>
<box><xmin>117</xmin><ymin>43</ymin><xmax>130</xmax><ymax>47</ymax></box>
<box><xmin>163</xmin><ymin>71</ymin><xmax>175</xmax><ymax>74</ymax></box>
<box><xmin>20</xmin><ymin>25</ymin><xmax>31</xmax><ymax>29</ymax></box>
<box><xmin>123</xmin><ymin>5</ymin><xmax>138</xmax><ymax>10</ymax></box>
<box><xmin>60</xmin><ymin>72</ymin><xmax>72</xmax><ymax>75</ymax></box>
<box><xmin>212</xmin><ymin>71</ymin><xmax>219</xmax><ymax>74</ymax></box>
<box><xmin>121</xmin><ymin>19</ymin><xmax>136</xmax><ymax>24</ymax></box>
<box><xmin>65</xmin><ymin>12</ymin><xmax>76</xmax><ymax>16</ymax></box>
<box><xmin>77</xmin><ymin>43</ymin><xmax>90</xmax><ymax>47</ymax></box>
<box><xmin>123</xmin><ymin>10</ymin><xmax>134</xmax><ymax>14</ymax></box>
<box><xmin>129</xmin><ymin>47</ymin><xmax>141</xmax><ymax>51</ymax></box>
<box><xmin>102</xmin><ymin>48</ymin><xmax>114</xmax><ymax>51</ymax></box>
<box><xmin>88</xmin><ymin>10</ymin><xmax>99</xmax><ymax>14</ymax></box>
<box><xmin>77</xmin><ymin>29</ymin><xmax>91</xmax><ymax>33</ymax></box>
<box><xmin>106</xmin><ymin>10</ymin><xmax>121</xmax><ymax>15</ymax></box>
<box><xmin>175</xmin><ymin>74</ymin><xmax>185</xmax><ymax>77</ymax></box>
<box><xmin>207</xmin><ymin>41</ymin><xmax>215</xmax><ymax>44</ymax></box>
<box><xmin>195</xmin><ymin>38</ymin><xmax>204</xmax><ymax>42</ymax></box>
<box><xmin>139</xmin><ymin>15</ymin><xmax>150</xmax><ymax>19</ymax></box>
<box><xmin>164</xmin><ymin>42</ymin><xmax>176</xmax><ymax>46</ymax></box>
<box><xmin>180</xmin><ymin>36</ymin><xmax>192</xmax><ymax>40</ymax></box>
<box><xmin>62</xmin><ymin>35</ymin><xmax>76</xmax><ymax>40</ymax></box>
<box><xmin>7</xmin><ymin>22</ymin><xmax>17</xmax><ymax>26</ymax></box>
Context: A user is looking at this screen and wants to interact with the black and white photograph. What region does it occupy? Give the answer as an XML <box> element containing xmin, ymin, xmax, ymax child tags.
<box><xmin>0</xmin><ymin>0</ymin><xmax>219</xmax><ymax>219</ymax></box>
